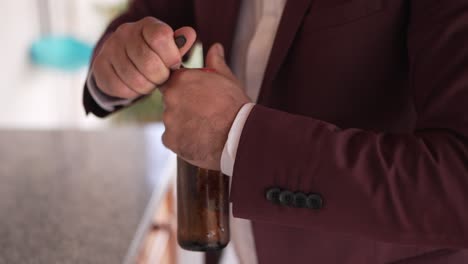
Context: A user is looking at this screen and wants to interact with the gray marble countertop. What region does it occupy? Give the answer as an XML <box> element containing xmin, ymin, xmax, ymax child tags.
<box><xmin>0</xmin><ymin>125</ymin><xmax>174</xmax><ymax>264</ymax></box>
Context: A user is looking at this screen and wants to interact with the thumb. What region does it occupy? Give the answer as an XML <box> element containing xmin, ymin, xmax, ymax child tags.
<box><xmin>174</xmin><ymin>26</ymin><xmax>197</xmax><ymax>57</ymax></box>
<box><xmin>205</xmin><ymin>43</ymin><xmax>236</xmax><ymax>80</ymax></box>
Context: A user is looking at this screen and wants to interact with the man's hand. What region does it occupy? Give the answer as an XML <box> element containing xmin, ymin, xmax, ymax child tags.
<box><xmin>92</xmin><ymin>17</ymin><xmax>196</xmax><ymax>99</ymax></box>
<box><xmin>161</xmin><ymin>43</ymin><xmax>251</xmax><ymax>170</ymax></box>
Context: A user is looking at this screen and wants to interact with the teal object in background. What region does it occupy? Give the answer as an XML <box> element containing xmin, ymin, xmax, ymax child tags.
<box><xmin>30</xmin><ymin>36</ymin><xmax>93</xmax><ymax>71</ymax></box>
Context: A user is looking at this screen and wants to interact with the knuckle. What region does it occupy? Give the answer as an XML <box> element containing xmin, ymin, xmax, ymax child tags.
<box><xmin>138</xmin><ymin>55</ymin><xmax>154</xmax><ymax>71</ymax></box>
<box><xmin>116</xmin><ymin>22</ymin><xmax>132</xmax><ymax>35</ymax></box>
<box><xmin>141</xmin><ymin>16</ymin><xmax>157</xmax><ymax>24</ymax></box>
<box><xmin>132</xmin><ymin>75</ymin><xmax>151</xmax><ymax>92</ymax></box>
<box><xmin>107</xmin><ymin>80</ymin><xmax>125</xmax><ymax>96</ymax></box>
<box><xmin>148</xmin><ymin>27</ymin><xmax>173</xmax><ymax>48</ymax></box>
<box><xmin>153</xmin><ymin>65</ymin><xmax>170</xmax><ymax>84</ymax></box>
<box><xmin>103</xmin><ymin>84</ymin><xmax>121</xmax><ymax>98</ymax></box>
<box><xmin>116</xmin><ymin>86</ymin><xmax>136</xmax><ymax>99</ymax></box>
<box><xmin>103</xmin><ymin>35</ymin><xmax>120</xmax><ymax>52</ymax></box>
<box><xmin>156</xmin><ymin>24</ymin><xmax>174</xmax><ymax>39</ymax></box>
<box><xmin>162</xmin><ymin>111</ymin><xmax>171</xmax><ymax>125</ymax></box>
<box><xmin>149</xmin><ymin>34</ymin><xmax>168</xmax><ymax>48</ymax></box>
<box><xmin>134</xmin><ymin>40</ymin><xmax>149</xmax><ymax>58</ymax></box>
<box><xmin>94</xmin><ymin>74</ymin><xmax>110</xmax><ymax>94</ymax></box>
<box><xmin>140</xmin><ymin>54</ymin><xmax>158</xmax><ymax>69</ymax></box>
<box><xmin>93</xmin><ymin>70</ymin><xmax>112</xmax><ymax>93</ymax></box>
<box><xmin>166</xmin><ymin>54</ymin><xmax>181</xmax><ymax>68</ymax></box>
<box><xmin>103</xmin><ymin>78</ymin><xmax>132</xmax><ymax>98</ymax></box>
<box><xmin>137</xmin><ymin>56</ymin><xmax>169</xmax><ymax>84</ymax></box>
<box><xmin>118</xmin><ymin>63</ymin><xmax>132</xmax><ymax>78</ymax></box>
<box><xmin>92</xmin><ymin>54</ymin><xmax>106</xmax><ymax>70</ymax></box>
<box><xmin>161</xmin><ymin>132</ymin><xmax>173</xmax><ymax>149</ymax></box>
<box><xmin>163</xmin><ymin>92</ymin><xmax>177</xmax><ymax>108</ymax></box>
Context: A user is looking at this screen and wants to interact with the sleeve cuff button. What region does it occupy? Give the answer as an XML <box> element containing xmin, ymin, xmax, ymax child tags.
<box><xmin>306</xmin><ymin>193</ymin><xmax>324</xmax><ymax>210</ymax></box>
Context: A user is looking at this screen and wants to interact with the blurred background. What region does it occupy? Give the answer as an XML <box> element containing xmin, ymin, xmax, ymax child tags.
<box><xmin>0</xmin><ymin>1</ymin><xmax>227</xmax><ymax>264</ymax></box>
<box><xmin>1</xmin><ymin>0</ymin><xmax>115</xmax><ymax>128</ymax></box>
<box><xmin>1</xmin><ymin>0</ymin><xmax>197</xmax><ymax>129</ymax></box>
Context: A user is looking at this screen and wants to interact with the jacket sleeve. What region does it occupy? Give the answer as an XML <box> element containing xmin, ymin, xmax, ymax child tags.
<box><xmin>230</xmin><ymin>0</ymin><xmax>468</xmax><ymax>248</ymax></box>
<box><xmin>83</xmin><ymin>0</ymin><xmax>196</xmax><ymax>117</ymax></box>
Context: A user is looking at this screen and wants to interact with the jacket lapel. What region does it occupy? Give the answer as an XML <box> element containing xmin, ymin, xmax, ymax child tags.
<box><xmin>257</xmin><ymin>0</ymin><xmax>313</xmax><ymax>103</ymax></box>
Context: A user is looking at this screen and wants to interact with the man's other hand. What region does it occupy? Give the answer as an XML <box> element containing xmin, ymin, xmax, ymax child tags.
<box><xmin>161</xmin><ymin>43</ymin><xmax>251</xmax><ymax>170</ymax></box>
<box><xmin>92</xmin><ymin>17</ymin><xmax>196</xmax><ymax>99</ymax></box>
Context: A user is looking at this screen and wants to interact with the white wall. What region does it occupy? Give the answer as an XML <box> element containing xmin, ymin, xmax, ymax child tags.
<box><xmin>0</xmin><ymin>1</ymin><xmax>40</xmax><ymax>99</ymax></box>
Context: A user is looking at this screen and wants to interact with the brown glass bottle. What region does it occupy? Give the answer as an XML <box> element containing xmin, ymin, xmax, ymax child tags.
<box><xmin>177</xmin><ymin>157</ymin><xmax>230</xmax><ymax>251</ymax></box>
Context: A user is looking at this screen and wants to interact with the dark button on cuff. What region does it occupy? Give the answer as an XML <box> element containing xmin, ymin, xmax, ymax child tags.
<box><xmin>293</xmin><ymin>192</ymin><xmax>307</xmax><ymax>208</ymax></box>
<box><xmin>279</xmin><ymin>190</ymin><xmax>294</xmax><ymax>206</ymax></box>
<box><xmin>306</xmin><ymin>193</ymin><xmax>323</xmax><ymax>210</ymax></box>
<box><xmin>265</xmin><ymin>188</ymin><xmax>281</xmax><ymax>204</ymax></box>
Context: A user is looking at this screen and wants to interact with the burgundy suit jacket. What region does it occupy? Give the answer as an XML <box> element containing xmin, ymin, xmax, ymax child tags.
<box><xmin>83</xmin><ymin>0</ymin><xmax>468</xmax><ymax>263</ymax></box>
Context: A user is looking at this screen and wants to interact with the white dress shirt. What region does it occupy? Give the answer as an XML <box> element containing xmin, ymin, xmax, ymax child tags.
<box><xmin>88</xmin><ymin>0</ymin><xmax>287</xmax><ymax>262</ymax></box>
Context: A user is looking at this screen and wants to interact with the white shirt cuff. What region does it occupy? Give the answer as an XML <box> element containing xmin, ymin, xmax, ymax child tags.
<box><xmin>221</xmin><ymin>103</ymin><xmax>255</xmax><ymax>176</ymax></box>
<box><xmin>87</xmin><ymin>73</ymin><xmax>133</xmax><ymax>112</ymax></box>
